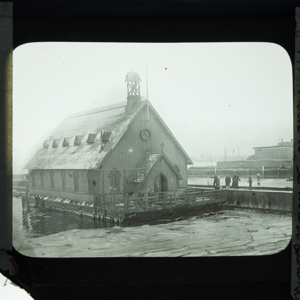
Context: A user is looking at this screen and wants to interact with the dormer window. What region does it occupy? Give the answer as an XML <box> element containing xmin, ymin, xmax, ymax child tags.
<box><xmin>43</xmin><ymin>140</ymin><xmax>51</xmax><ymax>148</ymax></box>
<box><xmin>102</xmin><ymin>131</ymin><xmax>112</xmax><ymax>143</ymax></box>
<box><xmin>63</xmin><ymin>137</ymin><xmax>71</xmax><ymax>147</ymax></box>
<box><xmin>74</xmin><ymin>135</ymin><xmax>84</xmax><ymax>146</ymax></box>
<box><xmin>87</xmin><ymin>133</ymin><xmax>97</xmax><ymax>144</ymax></box>
<box><xmin>52</xmin><ymin>139</ymin><xmax>61</xmax><ymax>148</ymax></box>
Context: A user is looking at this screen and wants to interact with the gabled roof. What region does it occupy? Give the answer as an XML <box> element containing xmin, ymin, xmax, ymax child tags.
<box><xmin>25</xmin><ymin>99</ymin><xmax>193</xmax><ymax>170</ymax></box>
<box><xmin>127</xmin><ymin>152</ymin><xmax>183</xmax><ymax>184</ymax></box>
<box><xmin>25</xmin><ymin>101</ymin><xmax>145</xmax><ymax>169</ymax></box>
<box><xmin>147</xmin><ymin>102</ymin><xmax>193</xmax><ymax>165</ymax></box>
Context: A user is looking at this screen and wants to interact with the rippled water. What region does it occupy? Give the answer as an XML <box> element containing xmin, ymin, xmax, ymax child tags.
<box><xmin>13</xmin><ymin>197</ymin><xmax>292</xmax><ymax>257</ymax></box>
<box><xmin>20</xmin><ymin>210</ymin><xmax>114</xmax><ymax>238</ymax></box>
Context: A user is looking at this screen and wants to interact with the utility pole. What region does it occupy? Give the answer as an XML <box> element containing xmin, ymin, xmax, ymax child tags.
<box><xmin>146</xmin><ymin>59</ymin><xmax>151</xmax><ymax>131</ymax></box>
<box><xmin>146</xmin><ymin>58</ymin><xmax>149</xmax><ymax>101</ymax></box>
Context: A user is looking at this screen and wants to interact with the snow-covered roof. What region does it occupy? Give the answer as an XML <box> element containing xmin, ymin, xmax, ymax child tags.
<box><xmin>127</xmin><ymin>152</ymin><xmax>183</xmax><ymax>184</ymax></box>
<box><xmin>25</xmin><ymin>101</ymin><xmax>145</xmax><ymax>169</ymax></box>
<box><xmin>25</xmin><ymin>99</ymin><xmax>193</xmax><ymax>170</ymax></box>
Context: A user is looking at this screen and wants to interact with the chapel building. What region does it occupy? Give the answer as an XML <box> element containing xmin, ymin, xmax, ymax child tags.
<box><xmin>25</xmin><ymin>71</ymin><xmax>193</xmax><ymax>203</ymax></box>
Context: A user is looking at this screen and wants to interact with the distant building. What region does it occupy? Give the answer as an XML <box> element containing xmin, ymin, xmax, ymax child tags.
<box><xmin>251</xmin><ymin>140</ymin><xmax>293</xmax><ymax>160</ymax></box>
<box><xmin>217</xmin><ymin>140</ymin><xmax>293</xmax><ymax>169</ymax></box>
<box><xmin>25</xmin><ymin>71</ymin><xmax>193</xmax><ymax>203</ymax></box>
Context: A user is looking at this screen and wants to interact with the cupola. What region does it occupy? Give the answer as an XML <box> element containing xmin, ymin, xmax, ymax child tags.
<box><xmin>125</xmin><ymin>70</ymin><xmax>142</xmax><ymax>111</ymax></box>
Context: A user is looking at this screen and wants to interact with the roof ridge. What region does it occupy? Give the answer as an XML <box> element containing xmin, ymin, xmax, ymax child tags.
<box><xmin>147</xmin><ymin>102</ymin><xmax>193</xmax><ymax>165</ymax></box>
<box><xmin>68</xmin><ymin>101</ymin><xmax>127</xmax><ymax>118</ymax></box>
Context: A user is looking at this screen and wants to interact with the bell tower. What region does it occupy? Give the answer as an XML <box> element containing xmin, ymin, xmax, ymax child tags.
<box><xmin>125</xmin><ymin>70</ymin><xmax>142</xmax><ymax>111</ymax></box>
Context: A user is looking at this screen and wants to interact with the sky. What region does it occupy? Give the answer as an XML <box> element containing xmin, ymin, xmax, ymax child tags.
<box><xmin>13</xmin><ymin>42</ymin><xmax>293</xmax><ymax>174</ymax></box>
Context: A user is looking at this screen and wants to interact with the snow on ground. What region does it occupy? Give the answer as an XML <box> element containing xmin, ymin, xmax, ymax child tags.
<box><xmin>188</xmin><ymin>177</ymin><xmax>293</xmax><ymax>189</ymax></box>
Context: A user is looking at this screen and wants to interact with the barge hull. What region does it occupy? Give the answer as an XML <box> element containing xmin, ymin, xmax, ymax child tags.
<box><xmin>122</xmin><ymin>202</ymin><xmax>223</xmax><ymax>224</ymax></box>
<box><xmin>20</xmin><ymin>188</ymin><xmax>227</xmax><ymax>223</ymax></box>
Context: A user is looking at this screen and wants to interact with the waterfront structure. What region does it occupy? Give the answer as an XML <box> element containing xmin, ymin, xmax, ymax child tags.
<box><xmin>251</xmin><ymin>140</ymin><xmax>293</xmax><ymax>161</ymax></box>
<box><xmin>25</xmin><ymin>71</ymin><xmax>193</xmax><ymax>204</ymax></box>
<box><xmin>216</xmin><ymin>140</ymin><xmax>293</xmax><ymax>169</ymax></box>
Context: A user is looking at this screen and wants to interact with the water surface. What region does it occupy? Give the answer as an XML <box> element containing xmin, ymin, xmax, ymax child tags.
<box><xmin>13</xmin><ymin>197</ymin><xmax>291</xmax><ymax>257</ymax></box>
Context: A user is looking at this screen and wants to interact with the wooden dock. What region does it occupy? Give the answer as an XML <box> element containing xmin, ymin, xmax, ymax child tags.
<box><xmin>21</xmin><ymin>188</ymin><xmax>227</xmax><ymax>224</ymax></box>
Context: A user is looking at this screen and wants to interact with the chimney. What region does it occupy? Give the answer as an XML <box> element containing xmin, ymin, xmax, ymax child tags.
<box><xmin>125</xmin><ymin>70</ymin><xmax>142</xmax><ymax>111</ymax></box>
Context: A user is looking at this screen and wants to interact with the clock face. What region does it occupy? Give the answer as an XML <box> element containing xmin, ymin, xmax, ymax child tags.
<box><xmin>140</xmin><ymin>129</ymin><xmax>151</xmax><ymax>141</ymax></box>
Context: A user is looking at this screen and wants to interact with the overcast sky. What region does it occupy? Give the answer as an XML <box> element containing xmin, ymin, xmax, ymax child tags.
<box><xmin>13</xmin><ymin>42</ymin><xmax>293</xmax><ymax>173</ymax></box>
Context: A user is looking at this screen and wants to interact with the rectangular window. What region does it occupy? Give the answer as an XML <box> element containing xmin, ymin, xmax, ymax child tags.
<box><xmin>170</xmin><ymin>177</ymin><xmax>174</xmax><ymax>189</ymax></box>
<box><xmin>74</xmin><ymin>135</ymin><xmax>84</xmax><ymax>146</ymax></box>
<box><xmin>62</xmin><ymin>176</ymin><xmax>66</xmax><ymax>191</ymax></box>
<box><xmin>87</xmin><ymin>133</ymin><xmax>97</xmax><ymax>144</ymax></box>
<box><xmin>109</xmin><ymin>169</ymin><xmax>121</xmax><ymax>193</ymax></box>
<box><xmin>74</xmin><ymin>171</ymin><xmax>79</xmax><ymax>193</ymax></box>
<box><xmin>87</xmin><ymin>171</ymin><xmax>94</xmax><ymax>195</ymax></box>
<box><xmin>61</xmin><ymin>171</ymin><xmax>66</xmax><ymax>191</ymax></box>
<box><xmin>50</xmin><ymin>171</ymin><xmax>55</xmax><ymax>189</ymax></box>
<box><xmin>41</xmin><ymin>171</ymin><xmax>44</xmax><ymax>188</ymax></box>
<box><xmin>31</xmin><ymin>171</ymin><xmax>35</xmax><ymax>188</ymax></box>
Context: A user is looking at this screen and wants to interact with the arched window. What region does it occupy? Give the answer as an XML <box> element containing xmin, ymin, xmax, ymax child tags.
<box><xmin>61</xmin><ymin>170</ymin><xmax>66</xmax><ymax>191</ymax></box>
<box><xmin>154</xmin><ymin>173</ymin><xmax>168</xmax><ymax>193</ymax></box>
<box><xmin>50</xmin><ymin>171</ymin><xmax>55</xmax><ymax>189</ymax></box>
<box><xmin>73</xmin><ymin>170</ymin><xmax>79</xmax><ymax>193</ymax></box>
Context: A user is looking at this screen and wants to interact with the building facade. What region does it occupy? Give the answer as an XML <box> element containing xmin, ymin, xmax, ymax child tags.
<box><xmin>252</xmin><ymin>140</ymin><xmax>293</xmax><ymax>160</ymax></box>
<box><xmin>216</xmin><ymin>140</ymin><xmax>293</xmax><ymax>170</ymax></box>
<box><xmin>26</xmin><ymin>71</ymin><xmax>193</xmax><ymax>203</ymax></box>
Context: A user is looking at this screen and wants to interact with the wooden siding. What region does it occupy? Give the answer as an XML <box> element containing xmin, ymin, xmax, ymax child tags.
<box><xmin>254</xmin><ymin>147</ymin><xmax>293</xmax><ymax>160</ymax></box>
<box><xmin>29</xmin><ymin>169</ymin><xmax>94</xmax><ymax>201</ymax></box>
<box><xmin>143</xmin><ymin>157</ymin><xmax>178</xmax><ymax>192</ymax></box>
<box><xmin>27</xmin><ymin>102</ymin><xmax>190</xmax><ymax>200</ymax></box>
<box><xmin>102</xmin><ymin>105</ymin><xmax>188</xmax><ymax>188</ymax></box>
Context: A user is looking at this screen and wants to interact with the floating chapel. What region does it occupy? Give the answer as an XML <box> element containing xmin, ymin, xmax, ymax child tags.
<box><xmin>25</xmin><ymin>71</ymin><xmax>193</xmax><ymax>203</ymax></box>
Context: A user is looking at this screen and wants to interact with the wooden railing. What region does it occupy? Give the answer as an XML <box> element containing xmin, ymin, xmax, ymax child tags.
<box><xmin>26</xmin><ymin>188</ymin><xmax>227</xmax><ymax>220</ymax></box>
<box><xmin>95</xmin><ymin>188</ymin><xmax>227</xmax><ymax>217</ymax></box>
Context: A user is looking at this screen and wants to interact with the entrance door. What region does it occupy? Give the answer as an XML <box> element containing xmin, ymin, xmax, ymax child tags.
<box><xmin>154</xmin><ymin>174</ymin><xmax>168</xmax><ymax>193</ymax></box>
